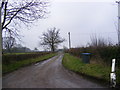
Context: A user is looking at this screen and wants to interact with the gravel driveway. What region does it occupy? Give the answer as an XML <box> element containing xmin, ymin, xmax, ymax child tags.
<box><xmin>3</xmin><ymin>53</ymin><xmax>105</xmax><ymax>88</ymax></box>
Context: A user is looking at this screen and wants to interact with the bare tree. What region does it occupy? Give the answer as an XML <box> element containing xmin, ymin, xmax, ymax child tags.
<box><xmin>40</xmin><ymin>27</ymin><xmax>65</xmax><ymax>52</ymax></box>
<box><xmin>90</xmin><ymin>35</ymin><xmax>109</xmax><ymax>47</ymax></box>
<box><xmin>1</xmin><ymin>0</ymin><xmax>49</xmax><ymax>39</ymax></box>
<box><xmin>90</xmin><ymin>35</ymin><xmax>98</xmax><ymax>47</ymax></box>
<box><xmin>3</xmin><ymin>36</ymin><xmax>16</xmax><ymax>52</ymax></box>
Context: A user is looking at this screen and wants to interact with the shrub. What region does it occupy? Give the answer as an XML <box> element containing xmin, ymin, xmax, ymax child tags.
<box><xmin>66</xmin><ymin>46</ymin><xmax>120</xmax><ymax>67</ymax></box>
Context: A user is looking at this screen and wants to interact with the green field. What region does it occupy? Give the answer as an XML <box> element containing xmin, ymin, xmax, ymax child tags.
<box><xmin>3</xmin><ymin>53</ymin><xmax>56</xmax><ymax>74</ymax></box>
<box><xmin>62</xmin><ymin>53</ymin><xmax>120</xmax><ymax>85</ymax></box>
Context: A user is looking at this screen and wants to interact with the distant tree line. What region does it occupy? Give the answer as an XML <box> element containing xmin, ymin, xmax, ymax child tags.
<box><xmin>3</xmin><ymin>44</ymin><xmax>31</xmax><ymax>53</ymax></box>
<box><xmin>2</xmin><ymin>43</ymin><xmax>40</xmax><ymax>53</ymax></box>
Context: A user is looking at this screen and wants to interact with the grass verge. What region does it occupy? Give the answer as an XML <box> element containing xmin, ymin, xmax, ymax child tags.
<box><xmin>62</xmin><ymin>53</ymin><xmax>120</xmax><ymax>86</ymax></box>
<box><xmin>3</xmin><ymin>53</ymin><xmax>57</xmax><ymax>75</ymax></box>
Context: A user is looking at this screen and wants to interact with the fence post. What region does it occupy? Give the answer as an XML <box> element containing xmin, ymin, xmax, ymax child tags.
<box><xmin>110</xmin><ymin>59</ymin><xmax>116</xmax><ymax>88</ymax></box>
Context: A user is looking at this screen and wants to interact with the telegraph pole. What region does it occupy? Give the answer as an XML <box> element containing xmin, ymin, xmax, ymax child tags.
<box><xmin>0</xmin><ymin>1</ymin><xmax>4</xmax><ymax>56</ymax></box>
<box><xmin>0</xmin><ymin>3</ymin><xmax>1</xmax><ymax>90</ymax></box>
<box><xmin>0</xmin><ymin>0</ymin><xmax>5</xmax><ymax>56</ymax></box>
<box><xmin>0</xmin><ymin>1</ymin><xmax>5</xmax><ymax>89</ymax></box>
<box><xmin>68</xmin><ymin>32</ymin><xmax>71</xmax><ymax>49</ymax></box>
<box><xmin>116</xmin><ymin>1</ymin><xmax>120</xmax><ymax>46</ymax></box>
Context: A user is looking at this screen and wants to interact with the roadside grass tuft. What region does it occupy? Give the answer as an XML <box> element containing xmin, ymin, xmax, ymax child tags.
<box><xmin>62</xmin><ymin>53</ymin><xmax>120</xmax><ymax>84</ymax></box>
<box><xmin>3</xmin><ymin>53</ymin><xmax>56</xmax><ymax>74</ymax></box>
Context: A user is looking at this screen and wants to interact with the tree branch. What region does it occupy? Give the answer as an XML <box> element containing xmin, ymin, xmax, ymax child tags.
<box><xmin>2</xmin><ymin>1</ymin><xmax>8</xmax><ymax>29</ymax></box>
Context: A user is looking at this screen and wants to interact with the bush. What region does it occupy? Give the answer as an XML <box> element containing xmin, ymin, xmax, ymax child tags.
<box><xmin>66</xmin><ymin>46</ymin><xmax>120</xmax><ymax>67</ymax></box>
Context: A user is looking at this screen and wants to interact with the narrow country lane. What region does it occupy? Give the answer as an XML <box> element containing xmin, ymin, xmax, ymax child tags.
<box><xmin>3</xmin><ymin>53</ymin><xmax>105</xmax><ymax>88</ymax></box>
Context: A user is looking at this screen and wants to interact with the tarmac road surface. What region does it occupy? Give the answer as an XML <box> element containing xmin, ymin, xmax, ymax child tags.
<box><xmin>3</xmin><ymin>53</ymin><xmax>105</xmax><ymax>88</ymax></box>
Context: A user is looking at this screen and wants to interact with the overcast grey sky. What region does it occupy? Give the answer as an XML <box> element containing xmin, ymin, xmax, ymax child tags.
<box><xmin>20</xmin><ymin>0</ymin><xmax>118</xmax><ymax>50</ymax></box>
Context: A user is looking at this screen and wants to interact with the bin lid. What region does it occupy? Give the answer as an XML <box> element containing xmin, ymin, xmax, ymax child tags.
<box><xmin>82</xmin><ymin>53</ymin><xmax>91</xmax><ymax>55</ymax></box>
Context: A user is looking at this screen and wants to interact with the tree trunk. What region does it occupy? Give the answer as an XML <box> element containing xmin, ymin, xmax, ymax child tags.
<box><xmin>51</xmin><ymin>44</ymin><xmax>54</xmax><ymax>52</ymax></box>
<box><xmin>8</xmin><ymin>48</ymin><xmax>11</xmax><ymax>53</ymax></box>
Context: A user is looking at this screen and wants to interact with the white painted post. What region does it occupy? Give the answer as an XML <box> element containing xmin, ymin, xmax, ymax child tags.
<box><xmin>110</xmin><ymin>59</ymin><xmax>116</xmax><ymax>88</ymax></box>
<box><xmin>112</xmin><ymin>59</ymin><xmax>116</xmax><ymax>72</ymax></box>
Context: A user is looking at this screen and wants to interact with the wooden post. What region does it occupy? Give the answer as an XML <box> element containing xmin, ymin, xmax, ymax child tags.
<box><xmin>68</xmin><ymin>32</ymin><xmax>71</xmax><ymax>49</ymax></box>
